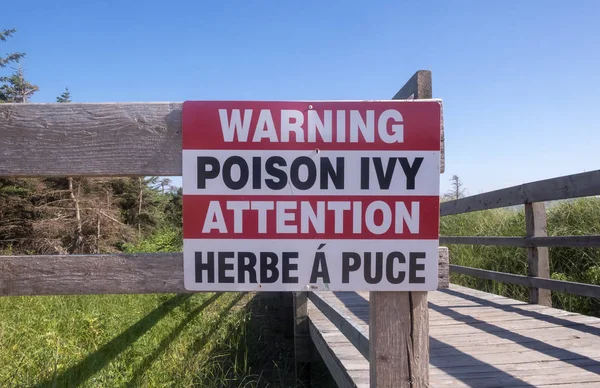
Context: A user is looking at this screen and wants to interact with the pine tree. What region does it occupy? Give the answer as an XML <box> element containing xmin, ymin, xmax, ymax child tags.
<box><xmin>0</xmin><ymin>66</ymin><xmax>39</xmax><ymax>102</ymax></box>
<box><xmin>0</xmin><ymin>29</ymin><xmax>24</xmax><ymax>68</ymax></box>
<box><xmin>0</xmin><ymin>29</ymin><xmax>38</xmax><ymax>103</ymax></box>
<box><xmin>56</xmin><ymin>87</ymin><xmax>71</xmax><ymax>103</ymax></box>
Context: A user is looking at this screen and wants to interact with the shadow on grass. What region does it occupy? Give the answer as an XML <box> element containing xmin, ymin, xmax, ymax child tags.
<box><xmin>35</xmin><ymin>293</ymin><xmax>193</xmax><ymax>388</ymax></box>
<box><xmin>125</xmin><ymin>293</ymin><xmax>224</xmax><ymax>387</ymax></box>
<box><xmin>187</xmin><ymin>292</ymin><xmax>251</xmax><ymax>386</ymax></box>
<box><xmin>230</xmin><ymin>293</ymin><xmax>333</xmax><ymax>388</ymax></box>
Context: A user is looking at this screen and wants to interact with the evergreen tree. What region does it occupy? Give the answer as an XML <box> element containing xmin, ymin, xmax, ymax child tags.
<box><xmin>0</xmin><ymin>29</ymin><xmax>24</xmax><ymax>68</ymax></box>
<box><xmin>0</xmin><ymin>29</ymin><xmax>38</xmax><ymax>103</ymax></box>
<box><xmin>56</xmin><ymin>87</ymin><xmax>71</xmax><ymax>103</ymax></box>
<box><xmin>0</xmin><ymin>66</ymin><xmax>39</xmax><ymax>102</ymax></box>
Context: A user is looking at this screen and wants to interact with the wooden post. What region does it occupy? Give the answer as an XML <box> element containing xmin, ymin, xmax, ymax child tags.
<box><xmin>369</xmin><ymin>70</ymin><xmax>434</xmax><ymax>387</ymax></box>
<box><xmin>293</xmin><ymin>291</ymin><xmax>311</xmax><ymax>385</ymax></box>
<box><xmin>525</xmin><ymin>202</ymin><xmax>552</xmax><ymax>306</ymax></box>
<box><xmin>370</xmin><ymin>292</ymin><xmax>429</xmax><ymax>387</ymax></box>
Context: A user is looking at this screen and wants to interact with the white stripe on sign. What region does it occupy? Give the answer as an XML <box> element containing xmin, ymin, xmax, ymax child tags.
<box><xmin>182</xmin><ymin>150</ymin><xmax>440</xmax><ymax>196</ymax></box>
<box><xmin>183</xmin><ymin>238</ymin><xmax>439</xmax><ymax>291</ymax></box>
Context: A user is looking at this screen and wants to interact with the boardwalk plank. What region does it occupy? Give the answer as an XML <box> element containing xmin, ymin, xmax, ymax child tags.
<box><xmin>309</xmin><ymin>285</ymin><xmax>600</xmax><ymax>387</ymax></box>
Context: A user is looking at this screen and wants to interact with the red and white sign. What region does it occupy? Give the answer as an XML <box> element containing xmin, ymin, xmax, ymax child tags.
<box><xmin>182</xmin><ymin>101</ymin><xmax>441</xmax><ymax>291</ymax></box>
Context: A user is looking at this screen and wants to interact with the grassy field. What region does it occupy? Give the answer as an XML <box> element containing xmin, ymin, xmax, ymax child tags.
<box><xmin>0</xmin><ymin>291</ymin><xmax>327</xmax><ymax>387</ymax></box>
<box><xmin>441</xmin><ymin>196</ymin><xmax>600</xmax><ymax>316</ymax></box>
<box><xmin>0</xmin><ymin>226</ymin><xmax>336</xmax><ymax>387</ymax></box>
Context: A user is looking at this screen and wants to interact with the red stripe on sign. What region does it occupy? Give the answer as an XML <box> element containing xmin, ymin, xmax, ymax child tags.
<box><xmin>182</xmin><ymin>101</ymin><xmax>441</xmax><ymax>151</ymax></box>
<box><xmin>183</xmin><ymin>195</ymin><xmax>439</xmax><ymax>240</ymax></box>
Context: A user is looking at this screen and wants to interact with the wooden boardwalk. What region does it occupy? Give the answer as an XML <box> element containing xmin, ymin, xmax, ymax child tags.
<box><xmin>308</xmin><ymin>285</ymin><xmax>600</xmax><ymax>387</ymax></box>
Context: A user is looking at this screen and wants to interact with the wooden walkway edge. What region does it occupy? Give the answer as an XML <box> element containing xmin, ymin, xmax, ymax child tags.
<box><xmin>309</xmin><ymin>285</ymin><xmax>600</xmax><ymax>387</ymax></box>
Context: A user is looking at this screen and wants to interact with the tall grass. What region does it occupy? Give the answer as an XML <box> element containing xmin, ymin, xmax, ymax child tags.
<box><xmin>0</xmin><ymin>291</ymin><xmax>304</xmax><ymax>387</ymax></box>
<box><xmin>441</xmin><ymin>197</ymin><xmax>600</xmax><ymax>316</ymax></box>
<box><xmin>0</xmin><ymin>228</ymin><xmax>306</xmax><ymax>387</ymax></box>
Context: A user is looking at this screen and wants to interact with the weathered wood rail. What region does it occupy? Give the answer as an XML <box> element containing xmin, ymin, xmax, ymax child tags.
<box><xmin>307</xmin><ymin>285</ymin><xmax>600</xmax><ymax>387</ymax></box>
<box><xmin>439</xmin><ymin>169</ymin><xmax>600</xmax><ymax>302</ymax></box>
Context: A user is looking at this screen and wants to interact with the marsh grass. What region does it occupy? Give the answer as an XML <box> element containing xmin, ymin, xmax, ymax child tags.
<box><xmin>0</xmin><ymin>290</ymin><xmax>311</xmax><ymax>387</ymax></box>
<box><xmin>442</xmin><ymin>196</ymin><xmax>600</xmax><ymax>315</ymax></box>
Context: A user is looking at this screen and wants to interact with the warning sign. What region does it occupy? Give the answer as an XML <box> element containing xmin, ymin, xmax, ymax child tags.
<box><xmin>182</xmin><ymin>101</ymin><xmax>441</xmax><ymax>291</ymax></box>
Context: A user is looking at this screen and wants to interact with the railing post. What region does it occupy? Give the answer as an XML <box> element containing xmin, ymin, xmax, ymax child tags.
<box><xmin>525</xmin><ymin>202</ymin><xmax>552</xmax><ymax>306</ymax></box>
<box><xmin>293</xmin><ymin>291</ymin><xmax>311</xmax><ymax>385</ymax></box>
<box><xmin>370</xmin><ymin>291</ymin><xmax>429</xmax><ymax>387</ymax></box>
<box><xmin>370</xmin><ymin>70</ymin><xmax>433</xmax><ymax>387</ymax></box>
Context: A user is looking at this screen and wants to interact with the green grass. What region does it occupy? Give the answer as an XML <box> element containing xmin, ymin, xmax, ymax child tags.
<box><xmin>442</xmin><ymin>196</ymin><xmax>600</xmax><ymax>316</ymax></box>
<box><xmin>0</xmin><ymin>227</ymin><xmax>322</xmax><ymax>387</ymax></box>
<box><xmin>0</xmin><ymin>291</ymin><xmax>303</xmax><ymax>387</ymax></box>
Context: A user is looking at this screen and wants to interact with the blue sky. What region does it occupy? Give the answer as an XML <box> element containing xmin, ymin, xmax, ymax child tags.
<box><xmin>3</xmin><ymin>0</ymin><xmax>599</xmax><ymax>195</ymax></box>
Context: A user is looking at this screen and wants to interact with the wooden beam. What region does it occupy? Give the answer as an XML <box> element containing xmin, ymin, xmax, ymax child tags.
<box><xmin>308</xmin><ymin>319</ymin><xmax>359</xmax><ymax>388</ymax></box>
<box><xmin>438</xmin><ymin>247</ymin><xmax>450</xmax><ymax>289</ymax></box>
<box><xmin>0</xmin><ymin>102</ymin><xmax>183</xmax><ymax>177</ymax></box>
<box><xmin>308</xmin><ymin>292</ymin><xmax>370</xmax><ymax>359</ymax></box>
<box><xmin>293</xmin><ymin>292</ymin><xmax>311</xmax><ymax>384</ymax></box>
<box><xmin>370</xmin><ymin>291</ymin><xmax>429</xmax><ymax>387</ymax></box>
<box><xmin>391</xmin><ymin>70</ymin><xmax>444</xmax><ymax>174</ymax></box>
<box><xmin>392</xmin><ymin>70</ymin><xmax>432</xmax><ymax>101</ymax></box>
<box><xmin>368</xmin><ymin>70</ymin><xmax>432</xmax><ymax>388</ymax></box>
<box><xmin>440</xmin><ymin>170</ymin><xmax>600</xmax><ymax>216</ymax></box>
<box><xmin>0</xmin><ymin>253</ymin><xmax>187</xmax><ymax>296</ymax></box>
<box><xmin>450</xmin><ymin>265</ymin><xmax>600</xmax><ymax>299</ymax></box>
<box><xmin>440</xmin><ymin>235</ymin><xmax>600</xmax><ymax>248</ymax></box>
<box><xmin>526</xmin><ymin>202</ymin><xmax>552</xmax><ymax>306</ymax></box>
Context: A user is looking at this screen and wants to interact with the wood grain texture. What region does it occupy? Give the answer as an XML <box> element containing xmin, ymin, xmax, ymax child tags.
<box><xmin>369</xmin><ymin>70</ymin><xmax>434</xmax><ymax>388</ymax></box>
<box><xmin>308</xmin><ymin>305</ymin><xmax>366</xmax><ymax>388</ymax></box>
<box><xmin>309</xmin><ymin>291</ymin><xmax>369</xmax><ymax>359</ymax></box>
<box><xmin>450</xmin><ymin>264</ymin><xmax>600</xmax><ymax>298</ymax></box>
<box><xmin>308</xmin><ymin>285</ymin><xmax>600</xmax><ymax>387</ymax></box>
<box><xmin>0</xmin><ymin>253</ymin><xmax>187</xmax><ymax>296</ymax></box>
<box><xmin>438</xmin><ymin>247</ymin><xmax>450</xmax><ymax>289</ymax></box>
<box><xmin>365</xmin><ymin>69</ymin><xmax>434</xmax><ymax>387</ymax></box>
<box><xmin>440</xmin><ymin>235</ymin><xmax>600</xmax><ymax>247</ymax></box>
<box><xmin>0</xmin><ymin>102</ymin><xmax>183</xmax><ymax>177</ymax></box>
<box><xmin>525</xmin><ymin>202</ymin><xmax>552</xmax><ymax>306</ymax></box>
<box><xmin>369</xmin><ymin>291</ymin><xmax>429</xmax><ymax>387</ymax></box>
<box><xmin>391</xmin><ymin>70</ymin><xmax>444</xmax><ymax>173</ymax></box>
<box><xmin>440</xmin><ymin>170</ymin><xmax>600</xmax><ymax>216</ymax></box>
<box><xmin>392</xmin><ymin>70</ymin><xmax>432</xmax><ymax>101</ymax></box>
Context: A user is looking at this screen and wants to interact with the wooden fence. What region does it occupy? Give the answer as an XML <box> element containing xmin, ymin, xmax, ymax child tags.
<box><xmin>0</xmin><ymin>70</ymin><xmax>446</xmax><ymax>387</ymax></box>
<box><xmin>440</xmin><ymin>170</ymin><xmax>600</xmax><ymax>305</ymax></box>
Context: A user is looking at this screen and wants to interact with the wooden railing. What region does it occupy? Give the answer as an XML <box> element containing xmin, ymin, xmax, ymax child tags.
<box><xmin>440</xmin><ymin>170</ymin><xmax>600</xmax><ymax>305</ymax></box>
<box><xmin>1</xmin><ymin>70</ymin><xmax>445</xmax><ymax>387</ymax></box>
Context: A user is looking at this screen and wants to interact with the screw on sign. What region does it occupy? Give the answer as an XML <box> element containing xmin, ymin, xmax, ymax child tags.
<box><xmin>181</xmin><ymin>101</ymin><xmax>441</xmax><ymax>292</ymax></box>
